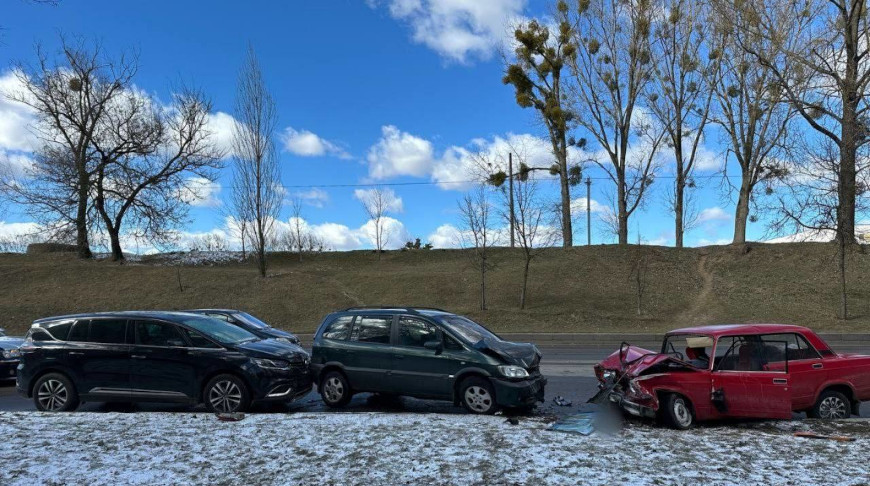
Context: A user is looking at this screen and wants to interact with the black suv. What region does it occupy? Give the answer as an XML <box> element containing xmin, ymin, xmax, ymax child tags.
<box><xmin>311</xmin><ymin>307</ymin><xmax>546</xmax><ymax>414</ymax></box>
<box><xmin>185</xmin><ymin>309</ymin><xmax>300</xmax><ymax>344</ymax></box>
<box><xmin>17</xmin><ymin>311</ymin><xmax>312</xmax><ymax>413</ymax></box>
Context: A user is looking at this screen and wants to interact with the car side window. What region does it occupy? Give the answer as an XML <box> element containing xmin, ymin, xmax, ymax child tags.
<box><xmin>207</xmin><ymin>313</ymin><xmax>232</xmax><ymax>322</ymax></box>
<box><xmin>444</xmin><ymin>333</ymin><xmax>464</xmax><ymax>351</ymax></box>
<box><xmin>349</xmin><ymin>316</ymin><xmax>392</xmax><ymax>344</ymax></box>
<box><xmin>134</xmin><ymin>320</ymin><xmax>186</xmax><ymax>347</ymax></box>
<box><xmin>67</xmin><ymin>320</ymin><xmax>89</xmax><ymax>342</ymax></box>
<box><xmin>322</xmin><ymin>316</ymin><xmax>353</xmax><ymax>341</ymax></box>
<box><xmin>179</xmin><ymin>327</ymin><xmax>220</xmax><ymax>348</ymax></box>
<box><xmin>88</xmin><ymin>319</ymin><xmax>128</xmax><ymax>344</ymax></box>
<box><xmin>715</xmin><ymin>336</ymin><xmax>764</xmax><ymax>371</ymax></box>
<box><xmin>45</xmin><ymin>321</ymin><xmax>73</xmax><ymax>341</ymax></box>
<box><xmin>398</xmin><ymin>317</ymin><xmax>438</xmax><ymax>347</ymax></box>
<box><xmin>762</xmin><ymin>333</ymin><xmax>821</xmax><ymax>361</ymax></box>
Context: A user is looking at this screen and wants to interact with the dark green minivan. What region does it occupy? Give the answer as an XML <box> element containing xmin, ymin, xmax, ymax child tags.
<box><xmin>310</xmin><ymin>307</ymin><xmax>546</xmax><ymax>414</ymax></box>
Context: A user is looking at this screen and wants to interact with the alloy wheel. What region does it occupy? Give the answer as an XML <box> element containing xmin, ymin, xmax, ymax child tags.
<box><xmin>464</xmin><ymin>386</ymin><xmax>493</xmax><ymax>413</ymax></box>
<box><xmin>37</xmin><ymin>379</ymin><xmax>68</xmax><ymax>411</ymax></box>
<box><xmin>819</xmin><ymin>396</ymin><xmax>848</xmax><ymax>419</ymax></box>
<box><xmin>208</xmin><ymin>380</ymin><xmax>243</xmax><ymax>413</ymax></box>
<box><xmin>323</xmin><ymin>377</ymin><xmax>344</xmax><ymax>403</ymax></box>
<box><xmin>672</xmin><ymin>397</ymin><xmax>692</xmax><ymax>428</ymax></box>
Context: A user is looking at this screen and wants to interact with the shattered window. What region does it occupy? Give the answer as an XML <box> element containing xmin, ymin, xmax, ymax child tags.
<box><xmin>662</xmin><ymin>334</ymin><xmax>713</xmax><ymax>368</ymax></box>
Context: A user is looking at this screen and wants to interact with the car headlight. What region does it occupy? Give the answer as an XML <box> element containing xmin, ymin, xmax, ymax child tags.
<box><xmin>252</xmin><ymin>358</ymin><xmax>290</xmax><ymax>369</ymax></box>
<box><xmin>2</xmin><ymin>349</ymin><xmax>20</xmax><ymax>359</ymax></box>
<box><xmin>498</xmin><ymin>365</ymin><xmax>529</xmax><ymax>379</ymax></box>
<box><xmin>602</xmin><ymin>370</ymin><xmax>615</xmax><ymax>381</ymax></box>
<box><xmin>275</xmin><ymin>337</ymin><xmax>300</xmax><ymax>345</ymax></box>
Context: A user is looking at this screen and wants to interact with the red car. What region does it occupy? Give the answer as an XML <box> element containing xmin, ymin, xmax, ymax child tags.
<box><xmin>594</xmin><ymin>324</ymin><xmax>870</xmax><ymax>429</ymax></box>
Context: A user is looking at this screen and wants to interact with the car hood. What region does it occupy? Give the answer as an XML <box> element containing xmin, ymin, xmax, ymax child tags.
<box><xmin>597</xmin><ymin>344</ymin><xmax>697</xmax><ymax>378</ymax></box>
<box><xmin>258</xmin><ymin>327</ymin><xmax>298</xmax><ymax>341</ymax></box>
<box><xmin>473</xmin><ymin>338</ymin><xmax>541</xmax><ymax>368</ymax></box>
<box><xmin>0</xmin><ymin>336</ymin><xmax>24</xmax><ymax>351</ymax></box>
<box><xmin>234</xmin><ymin>339</ymin><xmax>308</xmax><ymax>363</ymax></box>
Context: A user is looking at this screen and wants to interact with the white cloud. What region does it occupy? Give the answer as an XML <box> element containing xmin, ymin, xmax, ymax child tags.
<box><xmin>0</xmin><ymin>220</ymin><xmax>42</xmax><ymax>239</ymax></box>
<box><xmin>570</xmin><ymin>197</ymin><xmax>606</xmax><ymax>215</ymax></box>
<box><xmin>0</xmin><ymin>70</ymin><xmax>39</xmax><ymax>153</ymax></box>
<box><xmin>427</xmin><ymin>223</ymin><xmax>463</xmax><ymax>248</ymax></box>
<box><xmin>358</xmin><ymin>216</ymin><xmax>411</xmax><ymax>248</ymax></box>
<box><xmin>353</xmin><ymin>187</ymin><xmax>405</xmax><ymax>213</ymax></box>
<box><xmin>366</xmin><ymin>125</ymin><xmax>435</xmax><ymax>179</ymax></box>
<box><xmin>694</xmin><ymin>238</ymin><xmax>732</xmax><ymax>246</ymax></box>
<box><xmin>370</xmin><ymin>0</ymin><xmax>527</xmax><ymax>63</ymax></box>
<box><xmin>178</xmin><ymin>177</ymin><xmax>222</xmax><ymax>208</ymax></box>
<box><xmin>281</xmin><ymin>127</ymin><xmax>350</xmax><ymax>159</ymax></box>
<box><xmin>697</xmin><ymin>206</ymin><xmax>731</xmax><ymax>224</ymax></box>
<box><xmin>292</xmin><ymin>188</ymin><xmax>330</xmax><ymax>208</ymax></box>
<box><xmin>205</xmin><ymin>111</ymin><xmax>239</xmax><ymax>158</ymax></box>
<box><xmin>0</xmin><ymin>150</ymin><xmax>35</xmax><ymax>180</ymax></box>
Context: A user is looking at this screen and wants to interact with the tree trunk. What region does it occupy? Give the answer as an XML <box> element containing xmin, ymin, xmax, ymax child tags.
<box><xmin>558</xmin><ymin>148</ymin><xmax>573</xmax><ymax>247</ymax></box>
<box><xmin>75</xmin><ymin>169</ymin><xmax>92</xmax><ymax>259</ymax></box>
<box><xmin>837</xmin><ymin>236</ymin><xmax>848</xmax><ymax>320</ymax></box>
<box><xmin>480</xmin><ymin>259</ymin><xmax>487</xmax><ymax>311</ymax></box>
<box><xmin>674</xmin><ymin>174</ymin><xmax>684</xmax><ymax>248</ymax></box>
<box><xmin>520</xmin><ymin>257</ymin><xmax>530</xmax><ymax>309</ymax></box>
<box><xmin>617</xmin><ymin>168</ymin><xmax>628</xmax><ymax>245</ymax></box>
<box><xmin>733</xmin><ymin>177</ymin><xmax>752</xmax><ymax>244</ymax></box>
<box><xmin>108</xmin><ymin>228</ymin><xmax>124</xmax><ymax>262</ymax></box>
<box><xmin>256</xmin><ymin>219</ymin><xmax>266</xmax><ymax>278</ymax></box>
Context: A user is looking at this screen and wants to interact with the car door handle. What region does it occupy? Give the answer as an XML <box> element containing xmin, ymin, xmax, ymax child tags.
<box><xmin>68</xmin><ymin>351</ymin><xmax>84</xmax><ymax>356</ymax></box>
<box><xmin>812</xmin><ymin>363</ymin><xmax>823</xmax><ymax>369</ymax></box>
<box><xmin>773</xmin><ymin>378</ymin><xmax>787</xmax><ymax>385</ymax></box>
<box><xmin>131</xmin><ymin>355</ymin><xmax>146</xmax><ymax>359</ymax></box>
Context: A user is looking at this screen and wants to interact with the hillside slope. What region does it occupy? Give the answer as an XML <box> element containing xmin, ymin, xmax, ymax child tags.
<box><xmin>0</xmin><ymin>243</ymin><xmax>868</xmax><ymax>334</ymax></box>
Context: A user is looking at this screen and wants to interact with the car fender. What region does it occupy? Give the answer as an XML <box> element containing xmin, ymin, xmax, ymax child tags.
<box><xmin>451</xmin><ymin>367</ymin><xmax>493</xmax><ymax>403</ymax></box>
<box><xmin>25</xmin><ymin>363</ymin><xmax>82</xmax><ymax>397</ymax></box>
<box><xmin>313</xmin><ymin>361</ymin><xmax>349</xmax><ymax>384</ymax></box>
<box><xmin>812</xmin><ymin>380</ymin><xmax>858</xmax><ymax>404</ymax></box>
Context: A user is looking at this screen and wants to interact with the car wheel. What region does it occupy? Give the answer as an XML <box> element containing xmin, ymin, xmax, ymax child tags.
<box><xmin>320</xmin><ymin>371</ymin><xmax>352</xmax><ymax>408</ymax></box>
<box><xmin>661</xmin><ymin>393</ymin><xmax>694</xmax><ymax>429</ymax></box>
<box><xmin>459</xmin><ymin>377</ymin><xmax>497</xmax><ymax>415</ymax></box>
<box><xmin>33</xmin><ymin>373</ymin><xmax>80</xmax><ymax>412</ymax></box>
<box><xmin>810</xmin><ymin>390</ymin><xmax>851</xmax><ymax>419</ymax></box>
<box><xmin>204</xmin><ymin>374</ymin><xmax>250</xmax><ymax>413</ymax></box>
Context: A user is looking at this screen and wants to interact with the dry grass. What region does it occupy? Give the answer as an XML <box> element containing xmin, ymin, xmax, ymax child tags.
<box><xmin>1</xmin><ymin>242</ymin><xmax>869</xmax><ymax>335</ymax></box>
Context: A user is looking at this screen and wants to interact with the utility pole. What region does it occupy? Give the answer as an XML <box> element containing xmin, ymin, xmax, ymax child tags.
<box><xmin>508</xmin><ymin>152</ymin><xmax>516</xmax><ymax>248</ymax></box>
<box><xmin>585</xmin><ymin>177</ymin><xmax>592</xmax><ymax>246</ymax></box>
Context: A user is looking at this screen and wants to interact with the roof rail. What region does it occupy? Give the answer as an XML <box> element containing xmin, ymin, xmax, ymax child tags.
<box><xmin>340</xmin><ymin>306</ymin><xmax>449</xmax><ymax>313</ymax></box>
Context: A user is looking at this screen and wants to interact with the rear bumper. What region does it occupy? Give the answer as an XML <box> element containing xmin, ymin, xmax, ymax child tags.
<box><xmin>490</xmin><ymin>375</ymin><xmax>547</xmax><ymax>407</ymax></box>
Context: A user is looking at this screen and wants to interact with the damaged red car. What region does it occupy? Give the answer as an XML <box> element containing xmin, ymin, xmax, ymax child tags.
<box><xmin>594</xmin><ymin>324</ymin><xmax>870</xmax><ymax>429</ymax></box>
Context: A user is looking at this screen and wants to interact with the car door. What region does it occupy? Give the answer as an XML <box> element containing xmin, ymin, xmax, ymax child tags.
<box><xmin>342</xmin><ymin>315</ymin><xmax>395</xmax><ymax>393</ymax></box>
<box><xmin>710</xmin><ymin>335</ymin><xmax>792</xmax><ymax>419</ymax></box>
<box><xmin>391</xmin><ymin>316</ymin><xmax>454</xmax><ymax>398</ymax></box>
<box><xmin>64</xmin><ymin>318</ymin><xmax>131</xmax><ymax>397</ymax></box>
<box><xmin>761</xmin><ymin>333</ymin><xmax>826</xmax><ymax>411</ymax></box>
<box><xmin>128</xmin><ymin>319</ymin><xmax>198</xmax><ymax>401</ymax></box>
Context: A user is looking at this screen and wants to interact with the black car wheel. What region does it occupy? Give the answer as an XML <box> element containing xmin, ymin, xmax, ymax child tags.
<box><xmin>459</xmin><ymin>377</ymin><xmax>497</xmax><ymax>415</ymax></box>
<box><xmin>320</xmin><ymin>371</ymin><xmax>352</xmax><ymax>408</ymax></box>
<box><xmin>33</xmin><ymin>373</ymin><xmax>79</xmax><ymax>412</ymax></box>
<box><xmin>204</xmin><ymin>374</ymin><xmax>250</xmax><ymax>413</ymax></box>
<box><xmin>810</xmin><ymin>390</ymin><xmax>851</xmax><ymax>419</ymax></box>
<box><xmin>660</xmin><ymin>393</ymin><xmax>694</xmax><ymax>429</ymax></box>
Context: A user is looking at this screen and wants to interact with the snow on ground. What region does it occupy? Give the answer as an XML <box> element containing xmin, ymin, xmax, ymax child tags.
<box><xmin>1</xmin><ymin>411</ymin><xmax>868</xmax><ymax>485</ymax></box>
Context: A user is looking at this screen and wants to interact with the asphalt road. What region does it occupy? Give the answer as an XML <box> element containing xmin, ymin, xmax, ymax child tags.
<box><xmin>1</xmin><ymin>343</ymin><xmax>867</xmax><ymax>418</ymax></box>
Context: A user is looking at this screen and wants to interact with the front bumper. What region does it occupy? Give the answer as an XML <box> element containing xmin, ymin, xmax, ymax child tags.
<box><xmin>609</xmin><ymin>391</ymin><xmax>656</xmax><ymax>419</ymax></box>
<box><xmin>490</xmin><ymin>374</ymin><xmax>547</xmax><ymax>407</ymax></box>
<box><xmin>248</xmin><ymin>364</ymin><xmax>313</xmax><ymax>403</ymax></box>
<box><xmin>0</xmin><ymin>360</ymin><xmax>18</xmax><ymax>379</ymax></box>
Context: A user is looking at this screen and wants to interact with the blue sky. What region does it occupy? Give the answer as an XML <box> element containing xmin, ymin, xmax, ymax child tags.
<box><xmin>0</xmin><ymin>0</ymin><xmax>751</xmax><ymax>251</ymax></box>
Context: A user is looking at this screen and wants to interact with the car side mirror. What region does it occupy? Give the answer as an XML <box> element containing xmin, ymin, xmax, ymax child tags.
<box><xmin>424</xmin><ymin>340</ymin><xmax>443</xmax><ymax>354</ymax></box>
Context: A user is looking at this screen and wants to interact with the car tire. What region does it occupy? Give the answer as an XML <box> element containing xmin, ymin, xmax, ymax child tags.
<box><xmin>33</xmin><ymin>372</ymin><xmax>80</xmax><ymax>412</ymax></box>
<box><xmin>459</xmin><ymin>376</ymin><xmax>497</xmax><ymax>415</ymax></box>
<box><xmin>320</xmin><ymin>371</ymin><xmax>352</xmax><ymax>408</ymax></box>
<box><xmin>203</xmin><ymin>374</ymin><xmax>251</xmax><ymax>414</ymax></box>
<box><xmin>809</xmin><ymin>390</ymin><xmax>851</xmax><ymax>419</ymax></box>
<box><xmin>660</xmin><ymin>393</ymin><xmax>694</xmax><ymax>429</ymax></box>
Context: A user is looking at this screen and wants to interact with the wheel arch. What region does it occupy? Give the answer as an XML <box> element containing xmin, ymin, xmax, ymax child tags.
<box><xmin>199</xmin><ymin>369</ymin><xmax>255</xmax><ymax>402</ymax></box>
<box><xmin>27</xmin><ymin>366</ymin><xmax>78</xmax><ymax>398</ymax></box>
<box><xmin>815</xmin><ymin>382</ymin><xmax>857</xmax><ymax>404</ymax></box>
<box><xmin>452</xmin><ymin>368</ymin><xmax>492</xmax><ymax>405</ymax></box>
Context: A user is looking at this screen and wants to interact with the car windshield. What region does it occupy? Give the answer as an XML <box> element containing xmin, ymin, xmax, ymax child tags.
<box><xmin>661</xmin><ymin>334</ymin><xmax>714</xmax><ymax>369</ymax></box>
<box><xmin>233</xmin><ymin>312</ymin><xmax>271</xmax><ymax>330</ymax></box>
<box><xmin>437</xmin><ymin>315</ymin><xmax>500</xmax><ymax>345</ymax></box>
<box><xmin>180</xmin><ymin>316</ymin><xmax>259</xmax><ymax>345</ymax></box>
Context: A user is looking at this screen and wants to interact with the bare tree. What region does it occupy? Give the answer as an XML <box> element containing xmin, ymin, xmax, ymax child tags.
<box><xmin>629</xmin><ymin>233</ymin><xmax>650</xmax><ymax>315</ymax></box>
<box><xmin>6</xmin><ymin>38</ymin><xmax>137</xmax><ymax>258</ymax></box>
<box><xmin>565</xmin><ymin>0</ymin><xmax>664</xmax><ymax>245</ymax></box>
<box><xmin>515</xmin><ymin>178</ymin><xmax>559</xmax><ymax>309</ymax></box>
<box><xmin>503</xmin><ymin>3</ymin><xmax>583</xmax><ymax>247</ymax></box>
<box><xmin>231</xmin><ymin>46</ymin><xmax>281</xmax><ymax>278</ymax></box>
<box><xmin>646</xmin><ymin>0</ymin><xmax>717</xmax><ymax>247</ymax></box>
<box><xmin>288</xmin><ymin>197</ymin><xmax>307</xmax><ymax>262</ymax></box>
<box><xmin>707</xmin><ymin>3</ymin><xmax>793</xmax><ymax>244</ymax></box>
<box><xmin>458</xmin><ymin>185</ymin><xmax>499</xmax><ymax>311</ymax></box>
<box><xmin>358</xmin><ymin>187</ymin><xmax>395</xmax><ymax>260</ymax></box>
<box><xmin>91</xmin><ymin>87</ymin><xmax>222</xmax><ymax>260</ymax></box>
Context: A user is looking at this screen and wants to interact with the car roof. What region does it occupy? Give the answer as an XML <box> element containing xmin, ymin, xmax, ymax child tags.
<box><xmin>666</xmin><ymin>323</ymin><xmax>813</xmax><ymax>337</ymax></box>
<box><xmin>185</xmin><ymin>309</ymin><xmax>241</xmax><ymax>314</ymax></box>
<box><xmin>32</xmin><ymin>310</ymin><xmax>207</xmax><ymax>325</ymax></box>
<box><xmin>334</xmin><ymin>307</ymin><xmax>453</xmax><ymax>316</ymax></box>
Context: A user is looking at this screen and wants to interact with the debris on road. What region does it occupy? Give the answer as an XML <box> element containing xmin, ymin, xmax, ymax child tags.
<box><xmin>548</xmin><ymin>412</ymin><xmax>596</xmax><ymax>436</ymax></box>
<box><xmin>793</xmin><ymin>431</ymin><xmax>855</xmax><ymax>442</ymax></box>
<box><xmin>216</xmin><ymin>412</ymin><xmax>245</xmax><ymax>422</ymax></box>
<box><xmin>552</xmin><ymin>395</ymin><xmax>572</xmax><ymax>407</ymax></box>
